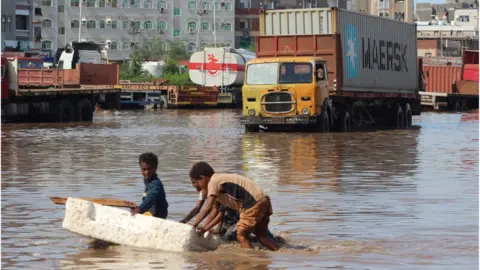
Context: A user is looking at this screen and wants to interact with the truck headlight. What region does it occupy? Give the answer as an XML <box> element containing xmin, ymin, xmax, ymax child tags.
<box><xmin>302</xmin><ymin>108</ymin><xmax>309</xmax><ymax>115</ymax></box>
<box><xmin>248</xmin><ymin>109</ymin><xmax>256</xmax><ymax>116</ymax></box>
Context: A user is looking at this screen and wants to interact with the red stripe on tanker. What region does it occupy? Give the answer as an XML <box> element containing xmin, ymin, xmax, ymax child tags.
<box><xmin>188</xmin><ymin>47</ymin><xmax>255</xmax><ymax>87</ymax></box>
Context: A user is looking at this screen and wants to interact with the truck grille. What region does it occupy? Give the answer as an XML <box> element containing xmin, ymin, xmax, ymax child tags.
<box><xmin>261</xmin><ymin>92</ymin><xmax>295</xmax><ymax>113</ymax></box>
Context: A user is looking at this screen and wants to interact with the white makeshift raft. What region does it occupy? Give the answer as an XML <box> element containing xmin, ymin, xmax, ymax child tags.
<box><xmin>62</xmin><ymin>198</ymin><xmax>221</xmax><ymax>252</ymax></box>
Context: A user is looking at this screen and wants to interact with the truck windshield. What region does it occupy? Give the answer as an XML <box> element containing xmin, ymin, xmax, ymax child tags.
<box><xmin>279</xmin><ymin>63</ymin><xmax>312</xmax><ymax>84</ymax></box>
<box><xmin>246</xmin><ymin>63</ymin><xmax>279</xmax><ymax>85</ymax></box>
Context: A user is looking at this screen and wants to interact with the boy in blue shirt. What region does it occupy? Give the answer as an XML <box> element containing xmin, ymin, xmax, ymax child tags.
<box><xmin>130</xmin><ymin>152</ymin><xmax>169</xmax><ymax>219</ymax></box>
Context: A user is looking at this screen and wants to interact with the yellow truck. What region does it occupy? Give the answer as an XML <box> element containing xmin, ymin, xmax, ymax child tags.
<box><xmin>240</xmin><ymin>8</ymin><xmax>422</xmax><ymax>132</ymax></box>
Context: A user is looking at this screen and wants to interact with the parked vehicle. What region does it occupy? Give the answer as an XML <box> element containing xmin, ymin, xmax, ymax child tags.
<box><xmin>241</xmin><ymin>7</ymin><xmax>422</xmax><ymax>132</ymax></box>
<box><xmin>420</xmin><ymin>50</ymin><xmax>479</xmax><ymax>111</ymax></box>
<box><xmin>189</xmin><ymin>47</ymin><xmax>255</xmax><ymax>107</ymax></box>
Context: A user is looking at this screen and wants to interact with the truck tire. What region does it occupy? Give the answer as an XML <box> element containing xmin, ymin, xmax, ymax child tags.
<box><xmin>395</xmin><ymin>104</ymin><xmax>405</xmax><ymax>129</ymax></box>
<box><xmin>76</xmin><ymin>99</ymin><xmax>94</xmax><ymax>122</ymax></box>
<box><xmin>57</xmin><ymin>99</ymin><xmax>75</xmax><ymax>122</ymax></box>
<box><xmin>338</xmin><ymin>110</ymin><xmax>352</xmax><ymax>132</ymax></box>
<box><xmin>319</xmin><ymin>110</ymin><xmax>330</xmax><ymax>132</ymax></box>
<box><xmin>404</xmin><ymin>103</ymin><xmax>412</xmax><ymax>128</ymax></box>
<box><xmin>159</xmin><ymin>96</ymin><xmax>168</xmax><ymax>109</ymax></box>
<box><xmin>245</xmin><ymin>124</ymin><xmax>259</xmax><ymax>133</ymax></box>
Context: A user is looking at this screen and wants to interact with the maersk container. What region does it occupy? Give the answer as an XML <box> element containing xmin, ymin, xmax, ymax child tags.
<box><xmin>259</xmin><ymin>8</ymin><xmax>419</xmax><ymax>93</ymax></box>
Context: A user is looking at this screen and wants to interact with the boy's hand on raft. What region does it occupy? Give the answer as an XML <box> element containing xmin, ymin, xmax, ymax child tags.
<box><xmin>128</xmin><ymin>202</ymin><xmax>137</xmax><ymax>209</ymax></box>
<box><xmin>196</xmin><ymin>226</ymin><xmax>206</xmax><ymax>236</ymax></box>
<box><xmin>130</xmin><ymin>207</ymin><xmax>141</xmax><ymax>216</ymax></box>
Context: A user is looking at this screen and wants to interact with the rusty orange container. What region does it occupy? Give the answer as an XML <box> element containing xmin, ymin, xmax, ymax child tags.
<box><xmin>423</xmin><ymin>65</ymin><xmax>462</xmax><ymax>93</ymax></box>
<box><xmin>62</xmin><ymin>63</ymin><xmax>119</xmax><ymax>86</ymax></box>
<box><xmin>18</xmin><ymin>69</ymin><xmax>64</xmax><ymax>87</ymax></box>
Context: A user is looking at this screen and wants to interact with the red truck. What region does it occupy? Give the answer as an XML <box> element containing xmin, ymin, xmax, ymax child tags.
<box><xmin>420</xmin><ymin>50</ymin><xmax>479</xmax><ymax>111</ymax></box>
<box><xmin>1</xmin><ymin>56</ymin><xmax>120</xmax><ymax>123</ymax></box>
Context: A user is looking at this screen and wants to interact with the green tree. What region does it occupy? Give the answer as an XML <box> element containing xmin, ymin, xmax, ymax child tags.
<box><xmin>247</xmin><ymin>41</ymin><xmax>256</xmax><ymax>53</ymax></box>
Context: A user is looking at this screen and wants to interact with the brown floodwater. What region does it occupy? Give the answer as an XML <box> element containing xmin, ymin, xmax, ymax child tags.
<box><xmin>1</xmin><ymin>109</ymin><xmax>478</xmax><ymax>269</ymax></box>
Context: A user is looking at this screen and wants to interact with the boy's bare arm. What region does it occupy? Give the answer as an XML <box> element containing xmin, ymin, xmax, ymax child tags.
<box><xmin>192</xmin><ymin>195</ymin><xmax>216</xmax><ymax>228</ymax></box>
<box><xmin>180</xmin><ymin>199</ymin><xmax>205</xmax><ymax>223</ymax></box>
<box><xmin>203</xmin><ymin>209</ymin><xmax>224</xmax><ymax>233</ymax></box>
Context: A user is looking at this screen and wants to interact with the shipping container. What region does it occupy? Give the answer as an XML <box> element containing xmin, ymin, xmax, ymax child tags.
<box><xmin>259</xmin><ymin>8</ymin><xmax>418</xmax><ymax>94</ymax></box>
<box><xmin>423</xmin><ymin>65</ymin><xmax>462</xmax><ymax>93</ymax></box>
<box><xmin>422</xmin><ymin>57</ymin><xmax>462</xmax><ymax>66</ymax></box>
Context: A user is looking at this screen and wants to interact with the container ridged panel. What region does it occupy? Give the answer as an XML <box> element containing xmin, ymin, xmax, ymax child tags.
<box><xmin>263</xmin><ymin>8</ymin><xmax>333</xmax><ymax>36</ymax></box>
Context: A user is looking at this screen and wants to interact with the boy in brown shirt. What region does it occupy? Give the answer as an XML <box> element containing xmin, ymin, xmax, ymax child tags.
<box><xmin>189</xmin><ymin>161</ymin><xmax>279</xmax><ymax>251</ymax></box>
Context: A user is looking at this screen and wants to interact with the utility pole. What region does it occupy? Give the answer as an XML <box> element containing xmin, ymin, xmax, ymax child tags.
<box><xmin>78</xmin><ymin>0</ymin><xmax>83</xmax><ymax>41</ymax></box>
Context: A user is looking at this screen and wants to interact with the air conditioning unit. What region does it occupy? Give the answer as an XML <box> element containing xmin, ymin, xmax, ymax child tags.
<box><xmin>106</xmin><ymin>18</ymin><xmax>112</xmax><ymax>23</ymax></box>
<box><xmin>160</xmin><ymin>7</ymin><xmax>164</xmax><ymax>12</ymax></box>
<box><xmin>81</xmin><ymin>18</ymin><xmax>87</xmax><ymax>24</ymax></box>
<box><xmin>220</xmin><ymin>1</ymin><xmax>225</xmax><ymax>6</ymax></box>
<box><xmin>159</xmin><ymin>29</ymin><xmax>164</xmax><ymax>34</ymax></box>
<box><xmin>189</xmin><ymin>28</ymin><xmax>194</xmax><ymax>33</ymax></box>
<box><xmin>81</xmin><ymin>38</ymin><xmax>86</xmax><ymax>42</ymax></box>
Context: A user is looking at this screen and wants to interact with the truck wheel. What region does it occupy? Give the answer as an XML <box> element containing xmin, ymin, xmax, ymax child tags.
<box><xmin>404</xmin><ymin>103</ymin><xmax>412</xmax><ymax>128</ymax></box>
<box><xmin>395</xmin><ymin>104</ymin><xmax>405</xmax><ymax>129</ymax></box>
<box><xmin>338</xmin><ymin>111</ymin><xmax>352</xmax><ymax>132</ymax></box>
<box><xmin>57</xmin><ymin>99</ymin><xmax>75</xmax><ymax>122</ymax></box>
<box><xmin>319</xmin><ymin>111</ymin><xmax>330</xmax><ymax>132</ymax></box>
<box><xmin>159</xmin><ymin>96</ymin><xmax>168</xmax><ymax>109</ymax></box>
<box><xmin>76</xmin><ymin>99</ymin><xmax>93</xmax><ymax>122</ymax></box>
<box><xmin>245</xmin><ymin>124</ymin><xmax>259</xmax><ymax>133</ymax></box>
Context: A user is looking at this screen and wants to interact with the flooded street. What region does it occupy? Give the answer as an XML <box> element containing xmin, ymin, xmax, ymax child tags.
<box><xmin>1</xmin><ymin>109</ymin><xmax>478</xmax><ymax>269</ymax></box>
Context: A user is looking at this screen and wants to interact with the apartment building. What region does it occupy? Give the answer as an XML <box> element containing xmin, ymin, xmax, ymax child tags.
<box><xmin>39</xmin><ymin>0</ymin><xmax>235</xmax><ymax>60</ymax></box>
<box><xmin>1</xmin><ymin>0</ymin><xmax>36</xmax><ymax>52</ymax></box>
<box><xmin>353</xmin><ymin>0</ymin><xmax>414</xmax><ymax>23</ymax></box>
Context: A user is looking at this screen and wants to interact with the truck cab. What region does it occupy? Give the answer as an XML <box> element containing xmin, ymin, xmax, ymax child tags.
<box><xmin>241</xmin><ymin>56</ymin><xmax>330</xmax><ymax>131</ymax></box>
<box><xmin>55</xmin><ymin>41</ymin><xmax>103</xmax><ymax>69</ymax></box>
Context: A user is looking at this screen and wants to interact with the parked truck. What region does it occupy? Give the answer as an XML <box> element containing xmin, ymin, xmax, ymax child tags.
<box><xmin>1</xmin><ymin>56</ymin><xmax>120</xmax><ymax>123</ymax></box>
<box><xmin>420</xmin><ymin>50</ymin><xmax>479</xmax><ymax>111</ymax></box>
<box><xmin>189</xmin><ymin>47</ymin><xmax>255</xmax><ymax>107</ymax></box>
<box><xmin>241</xmin><ymin>8</ymin><xmax>422</xmax><ymax>132</ymax></box>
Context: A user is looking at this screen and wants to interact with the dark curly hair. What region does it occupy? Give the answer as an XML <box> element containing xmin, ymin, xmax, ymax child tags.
<box><xmin>189</xmin><ymin>161</ymin><xmax>215</xmax><ymax>179</ymax></box>
<box><xmin>139</xmin><ymin>152</ymin><xmax>158</xmax><ymax>167</ymax></box>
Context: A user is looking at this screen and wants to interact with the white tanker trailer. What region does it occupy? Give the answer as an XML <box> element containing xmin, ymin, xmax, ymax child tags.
<box><xmin>189</xmin><ymin>47</ymin><xmax>255</xmax><ymax>107</ymax></box>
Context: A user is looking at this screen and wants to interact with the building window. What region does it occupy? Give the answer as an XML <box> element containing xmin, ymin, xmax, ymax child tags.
<box><xmin>42</xmin><ymin>0</ymin><xmax>52</xmax><ymax>6</ymax></box>
<box><xmin>134</xmin><ymin>0</ymin><xmax>141</xmax><ymax>8</ymax></box>
<box><xmin>122</xmin><ymin>42</ymin><xmax>130</xmax><ymax>49</ymax></box>
<box><xmin>201</xmin><ymin>43</ymin><xmax>208</xmax><ymax>49</ymax></box>
<box><xmin>99</xmin><ymin>0</ymin><xmax>106</xmax><ymax>7</ymax></box>
<box><xmin>122</xmin><ymin>20</ymin><xmax>129</xmax><ymax>28</ymax></box>
<box><xmin>110</xmin><ymin>41</ymin><xmax>118</xmax><ymax>50</ymax></box>
<box><xmin>239</xmin><ymin>0</ymin><xmax>248</xmax><ymax>8</ymax></box>
<box><xmin>58</xmin><ymin>27</ymin><xmax>65</xmax><ymax>34</ymax></box>
<box><xmin>157</xmin><ymin>21</ymin><xmax>166</xmax><ymax>30</ymax></box>
<box><xmin>58</xmin><ymin>5</ymin><xmax>65</xmax><ymax>12</ymax></box>
<box><xmin>42</xmin><ymin>40</ymin><xmax>52</xmax><ymax>49</ymax></box>
<box><xmin>99</xmin><ymin>20</ymin><xmax>106</xmax><ymax>28</ymax></box>
<box><xmin>86</xmin><ymin>0</ymin><xmax>95</xmax><ymax>7</ymax></box>
<box><xmin>214</xmin><ymin>1</ymin><xmax>220</xmax><ymax>10</ymax></box>
<box><xmin>201</xmin><ymin>22</ymin><xmax>209</xmax><ymax>31</ymax></box>
<box><xmin>239</xmin><ymin>20</ymin><xmax>249</xmax><ymax>29</ymax></box>
<box><xmin>87</xmin><ymin>20</ymin><xmax>96</xmax><ymax>28</ymax></box>
<box><xmin>111</xmin><ymin>0</ymin><xmax>118</xmax><ymax>7</ymax></box>
<box><xmin>42</xmin><ymin>19</ymin><xmax>53</xmax><ymax>28</ymax></box>
<box><xmin>214</xmin><ymin>23</ymin><xmax>220</xmax><ymax>31</ymax></box>
<box><xmin>71</xmin><ymin>20</ymin><xmax>80</xmax><ymax>28</ymax></box>
<box><xmin>174</xmin><ymin>8</ymin><xmax>180</xmax><ymax>16</ymax></box>
<box><xmin>173</xmin><ymin>29</ymin><xmax>180</xmax><ymax>36</ymax></box>
<box><xmin>188</xmin><ymin>22</ymin><xmax>196</xmax><ymax>31</ymax></box>
<box><xmin>200</xmin><ymin>1</ymin><xmax>209</xmax><ymax>10</ymax></box>
<box><xmin>225</xmin><ymin>2</ymin><xmax>231</xmax><ymax>10</ymax></box>
<box><xmin>123</xmin><ymin>0</ymin><xmax>129</xmax><ymax>7</ymax></box>
<box><xmin>112</xmin><ymin>20</ymin><xmax>117</xmax><ymax>29</ymax></box>
<box><xmin>135</xmin><ymin>21</ymin><xmax>141</xmax><ymax>30</ymax></box>
<box><xmin>188</xmin><ymin>43</ymin><xmax>196</xmax><ymax>51</ymax></box>
<box><xmin>16</xmin><ymin>15</ymin><xmax>29</xmax><ymax>30</ymax></box>
<box><xmin>224</xmin><ymin>23</ymin><xmax>231</xmax><ymax>31</ymax></box>
<box><xmin>144</xmin><ymin>0</ymin><xmax>153</xmax><ymax>8</ymax></box>
<box><xmin>71</xmin><ymin>0</ymin><xmax>79</xmax><ymax>7</ymax></box>
<box><xmin>158</xmin><ymin>0</ymin><xmax>166</xmax><ymax>9</ymax></box>
<box><xmin>188</xmin><ymin>1</ymin><xmax>196</xmax><ymax>10</ymax></box>
<box><xmin>144</xmin><ymin>21</ymin><xmax>153</xmax><ymax>29</ymax></box>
